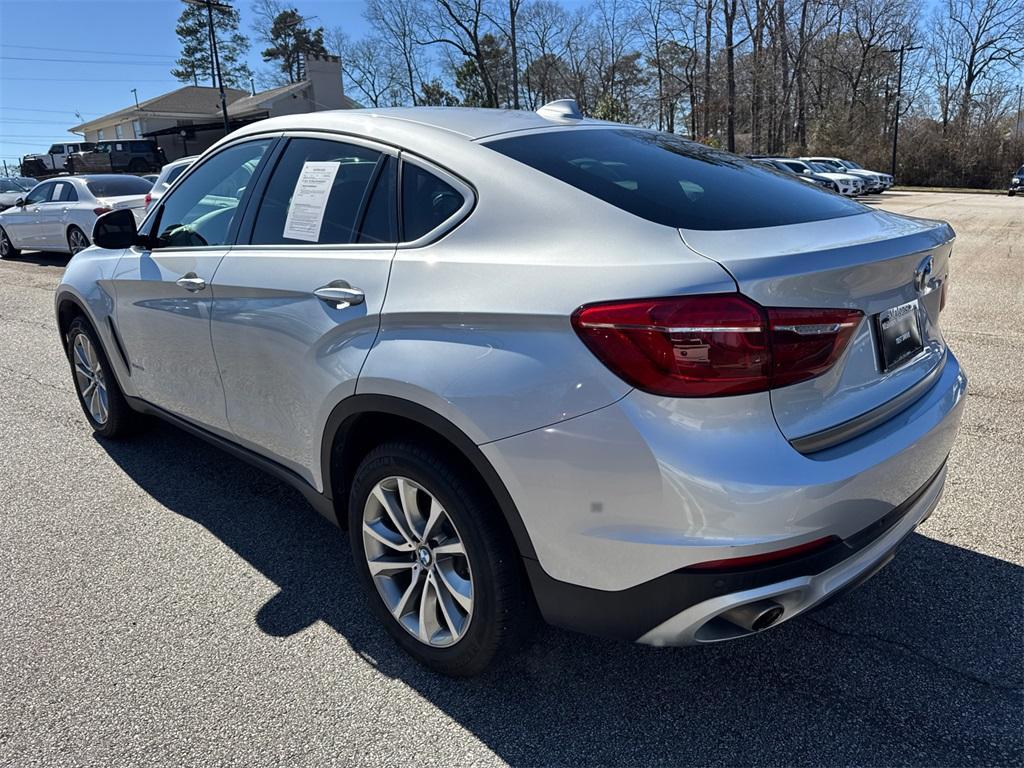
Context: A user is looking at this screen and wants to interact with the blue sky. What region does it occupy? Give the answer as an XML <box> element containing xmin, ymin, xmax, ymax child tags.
<box><xmin>0</xmin><ymin>0</ymin><xmax>374</xmax><ymax>170</ymax></box>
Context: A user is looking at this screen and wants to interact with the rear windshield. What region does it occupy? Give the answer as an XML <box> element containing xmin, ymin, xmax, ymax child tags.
<box><xmin>85</xmin><ymin>176</ymin><xmax>153</xmax><ymax>197</ymax></box>
<box><xmin>486</xmin><ymin>129</ymin><xmax>864</xmax><ymax>230</ymax></box>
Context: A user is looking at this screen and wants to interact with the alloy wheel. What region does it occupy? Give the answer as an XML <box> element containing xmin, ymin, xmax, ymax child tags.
<box><xmin>362</xmin><ymin>476</ymin><xmax>474</xmax><ymax>647</ymax></box>
<box><xmin>69</xmin><ymin>229</ymin><xmax>88</xmax><ymax>254</ymax></box>
<box><xmin>72</xmin><ymin>333</ymin><xmax>109</xmax><ymax>425</ymax></box>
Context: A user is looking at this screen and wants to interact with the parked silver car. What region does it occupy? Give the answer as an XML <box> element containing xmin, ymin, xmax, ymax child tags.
<box><xmin>54</xmin><ymin>104</ymin><xmax>966</xmax><ymax>676</ymax></box>
<box><xmin>145</xmin><ymin>155</ymin><xmax>197</xmax><ymax>211</ymax></box>
<box><xmin>0</xmin><ymin>174</ymin><xmax>151</xmax><ymax>257</ymax></box>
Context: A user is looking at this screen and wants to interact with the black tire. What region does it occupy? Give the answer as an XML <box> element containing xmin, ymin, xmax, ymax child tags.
<box><xmin>348</xmin><ymin>440</ymin><xmax>533</xmax><ymax>676</ymax></box>
<box><xmin>0</xmin><ymin>226</ymin><xmax>19</xmax><ymax>259</ymax></box>
<box><xmin>66</xmin><ymin>315</ymin><xmax>139</xmax><ymax>438</ymax></box>
<box><xmin>1009</xmin><ymin>191</ymin><xmax>1016</xmax><ymax>197</ymax></box>
<box><xmin>67</xmin><ymin>225</ymin><xmax>89</xmax><ymax>255</ymax></box>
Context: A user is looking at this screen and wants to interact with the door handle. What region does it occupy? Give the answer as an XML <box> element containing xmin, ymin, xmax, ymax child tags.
<box><xmin>314</xmin><ymin>280</ymin><xmax>365</xmax><ymax>309</ymax></box>
<box><xmin>176</xmin><ymin>272</ymin><xmax>206</xmax><ymax>292</ymax></box>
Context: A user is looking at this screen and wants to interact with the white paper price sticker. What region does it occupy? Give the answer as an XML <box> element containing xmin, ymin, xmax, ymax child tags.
<box><xmin>283</xmin><ymin>160</ymin><xmax>341</xmax><ymax>242</ymax></box>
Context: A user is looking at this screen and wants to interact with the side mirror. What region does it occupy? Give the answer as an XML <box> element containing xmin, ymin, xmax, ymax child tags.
<box><xmin>14</xmin><ymin>197</ymin><xmax>25</xmax><ymax>207</ymax></box>
<box><xmin>93</xmin><ymin>208</ymin><xmax>142</xmax><ymax>250</ymax></box>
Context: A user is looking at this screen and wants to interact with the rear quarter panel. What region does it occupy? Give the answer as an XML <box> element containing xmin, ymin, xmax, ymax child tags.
<box><xmin>358</xmin><ymin>143</ymin><xmax>736</xmax><ymax>443</ymax></box>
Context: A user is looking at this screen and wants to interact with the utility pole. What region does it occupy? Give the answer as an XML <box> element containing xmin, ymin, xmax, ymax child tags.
<box><xmin>886</xmin><ymin>43</ymin><xmax>922</xmax><ymax>179</ymax></box>
<box><xmin>131</xmin><ymin>88</ymin><xmax>139</xmax><ymax>109</ymax></box>
<box><xmin>1017</xmin><ymin>84</ymin><xmax>1022</xmax><ymax>138</ymax></box>
<box><xmin>184</xmin><ymin>0</ymin><xmax>232</xmax><ymax>135</ymax></box>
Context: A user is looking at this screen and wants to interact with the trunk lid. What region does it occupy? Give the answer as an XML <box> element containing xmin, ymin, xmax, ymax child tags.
<box><xmin>99</xmin><ymin>194</ymin><xmax>148</xmax><ymax>224</ymax></box>
<box><xmin>680</xmin><ymin>210</ymin><xmax>954</xmax><ymax>446</ymax></box>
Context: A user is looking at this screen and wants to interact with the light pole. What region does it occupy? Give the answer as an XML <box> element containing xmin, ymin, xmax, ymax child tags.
<box><xmin>184</xmin><ymin>0</ymin><xmax>232</xmax><ymax>135</ymax></box>
<box><xmin>886</xmin><ymin>43</ymin><xmax>922</xmax><ymax>179</ymax></box>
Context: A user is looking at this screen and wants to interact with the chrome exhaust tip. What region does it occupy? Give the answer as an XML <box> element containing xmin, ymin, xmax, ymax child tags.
<box><xmin>720</xmin><ymin>599</ymin><xmax>785</xmax><ymax>632</ymax></box>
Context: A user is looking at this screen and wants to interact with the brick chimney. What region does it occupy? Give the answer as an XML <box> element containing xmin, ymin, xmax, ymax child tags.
<box><xmin>304</xmin><ymin>54</ymin><xmax>344</xmax><ymax>110</ymax></box>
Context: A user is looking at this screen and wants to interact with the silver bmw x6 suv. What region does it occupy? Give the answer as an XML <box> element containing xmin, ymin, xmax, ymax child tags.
<box><xmin>55</xmin><ymin>102</ymin><xmax>966</xmax><ymax>676</ymax></box>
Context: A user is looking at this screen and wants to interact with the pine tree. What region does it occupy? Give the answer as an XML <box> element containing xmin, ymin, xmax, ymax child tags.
<box><xmin>261</xmin><ymin>9</ymin><xmax>329</xmax><ymax>84</ymax></box>
<box><xmin>171</xmin><ymin>3</ymin><xmax>254</xmax><ymax>90</ymax></box>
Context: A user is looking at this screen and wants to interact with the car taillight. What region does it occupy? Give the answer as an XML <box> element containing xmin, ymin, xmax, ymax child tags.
<box><xmin>93</xmin><ymin>206</ymin><xmax>112</xmax><ymax>216</ymax></box>
<box><xmin>766</xmin><ymin>306</ymin><xmax>863</xmax><ymax>388</ymax></box>
<box><xmin>144</xmin><ymin>193</ymin><xmax>151</xmax><ymax>207</ymax></box>
<box><xmin>571</xmin><ymin>294</ymin><xmax>862</xmax><ymax>397</ymax></box>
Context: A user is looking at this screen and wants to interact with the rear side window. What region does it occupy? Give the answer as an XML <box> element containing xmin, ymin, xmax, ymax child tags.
<box><xmin>56</xmin><ymin>182</ymin><xmax>78</xmax><ymax>202</ymax></box>
<box><xmin>85</xmin><ymin>176</ymin><xmax>152</xmax><ymax>196</ymax></box>
<box><xmin>165</xmin><ymin>164</ymin><xmax>188</xmax><ymax>186</ymax></box>
<box><xmin>401</xmin><ymin>163</ymin><xmax>464</xmax><ymax>241</ymax></box>
<box><xmin>251</xmin><ymin>138</ymin><xmax>382</xmax><ymax>245</ymax></box>
<box><xmin>486</xmin><ymin>129</ymin><xmax>865</xmax><ymax>230</ymax></box>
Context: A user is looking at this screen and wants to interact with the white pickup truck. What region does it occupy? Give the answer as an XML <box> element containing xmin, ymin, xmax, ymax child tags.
<box><xmin>21</xmin><ymin>142</ymin><xmax>97</xmax><ymax>174</ymax></box>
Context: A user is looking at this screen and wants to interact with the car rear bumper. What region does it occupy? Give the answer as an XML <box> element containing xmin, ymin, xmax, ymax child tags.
<box><xmin>636</xmin><ymin>461</ymin><xmax>945</xmax><ymax>645</ymax></box>
<box><xmin>484</xmin><ymin>349</ymin><xmax>967</xmax><ymax>641</ymax></box>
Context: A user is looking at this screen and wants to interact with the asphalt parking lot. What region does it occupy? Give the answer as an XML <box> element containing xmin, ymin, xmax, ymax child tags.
<box><xmin>1</xmin><ymin>191</ymin><xmax>1021</xmax><ymax>767</ymax></box>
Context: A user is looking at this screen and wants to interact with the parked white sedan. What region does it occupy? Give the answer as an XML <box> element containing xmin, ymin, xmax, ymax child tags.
<box><xmin>0</xmin><ymin>174</ymin><xmax>151</xmax><ymax>257</ymax></box>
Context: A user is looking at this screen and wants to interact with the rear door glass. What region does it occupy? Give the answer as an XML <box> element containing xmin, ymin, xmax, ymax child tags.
<box><xmin>250</xmin><ymin>138</ymin><xmax>382</xmax><ymax>245</ymax></box>
<box><xmin>357</xmin><ymin>156</ymin><xmax>397</xmax><ymax>244</ymax></box>
<box><xmin>486</xmin><ymin>129</ymin><xmax>865</xmax><ymax>230</ymax></box>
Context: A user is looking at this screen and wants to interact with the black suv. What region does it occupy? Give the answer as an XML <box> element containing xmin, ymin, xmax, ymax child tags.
<box><xmin>67</xmin><ymin>140</ymin><xmax>166</xmax><ymax>174</ymax></box>
<box><xmin>1009</xmin><ymin>165</ymin><xmax>1023</xmax><ymax>197</ymax></box>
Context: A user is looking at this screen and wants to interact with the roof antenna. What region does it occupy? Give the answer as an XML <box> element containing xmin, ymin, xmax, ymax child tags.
<box><xmin>536</xmin><ymin>99</ymin><xmax>582</xmax><ymax>121</ymax></box>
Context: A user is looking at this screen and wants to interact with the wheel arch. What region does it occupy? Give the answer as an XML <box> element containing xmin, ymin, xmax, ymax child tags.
<box><xmin>55</xmin><ymin>289</ymin><xmax>132</xmax><ymax>386</ymax></box>
<box><xmin>321</xmin><ymin>394</ymin><xmax>538</xmax><ymax>561</ymax></box>
<box><xmin>56</xmin><ymin>290</ymin><xmax>90</xmax><ymax>353</ymax></box>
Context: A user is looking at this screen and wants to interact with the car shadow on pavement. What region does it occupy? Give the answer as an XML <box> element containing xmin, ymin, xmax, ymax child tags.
<box><xmin>3</xmin><ymin>250</ymin><xmax>70</xmax><ymax>267</ymax></box>
<box><xmin>96</xmin><ymin>421</ymin><xmax>1024</xmax><ymax>767</ymax></box>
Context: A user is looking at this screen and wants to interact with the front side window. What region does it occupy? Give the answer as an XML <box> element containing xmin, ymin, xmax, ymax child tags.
<box><xmin>47</xmin><ymin>145</ymin><xmax>62</xmax><ymax>154</ymax></box>
<box><xmin>25</xmin><ymin>183</ymin><xmax>53</xmax><ymax>204</ymax></box>
<box><xmin>154</xmin><ymin>139</ymin><xmax>271</xmax><ymax>249</ymax></box>
<box><xmin>487</xmin><ymin>129</ymin><xmax>864</xmax><ymax>231</ymax></box>
<box><xmin>250</xmin><ymin>137</ymin><xmax>382</xmax><ymax>245</ymax></box>
<box><xmin>401</xmin><ymin>162</ymin><xmax>464</xmax><ymax>242</ymax></box>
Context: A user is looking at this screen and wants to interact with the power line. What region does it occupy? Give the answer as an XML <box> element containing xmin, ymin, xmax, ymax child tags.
<box><xmin>0</xmin><ymin>56</ymin><xmax>174</xmax><ymax>66</ymax></box>
<box><xmin>2</xmin><ymin>44</ymin><xmax>177</xmax><ymax>59</ymax></box>
<box><xmin>0</xmin><ymin>107</ymin><xmax>101</xmax><ymax>116</ymax></box>
<box><xmin>0</xmin><ymin>118</ymin><xmax>86</xmax><ymax>125</ymax></box>
<box><xmin>0</xmin><ymin>77</ymin><xmax>180</xmax><ymax>83</ymax></box>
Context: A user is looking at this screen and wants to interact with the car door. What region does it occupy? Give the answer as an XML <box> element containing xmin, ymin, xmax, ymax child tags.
<box><xmin>209</xmin><ymin>135</ymin><xmax>398</xmax><ymax>486</ymax></box>
<box><xmin>38</xmin><ymin>181</ymin><xmax>73</xmax><ymax>249</ymax></box>
<box><xmin>111</xmin><ymin>137</ymin><xmax>275</xmax><ymax>435</ymax></box>
<box><xmin>5</xmin><ymin>181</ymin><xmax>54</xmax><ymax>248</ymax></box>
